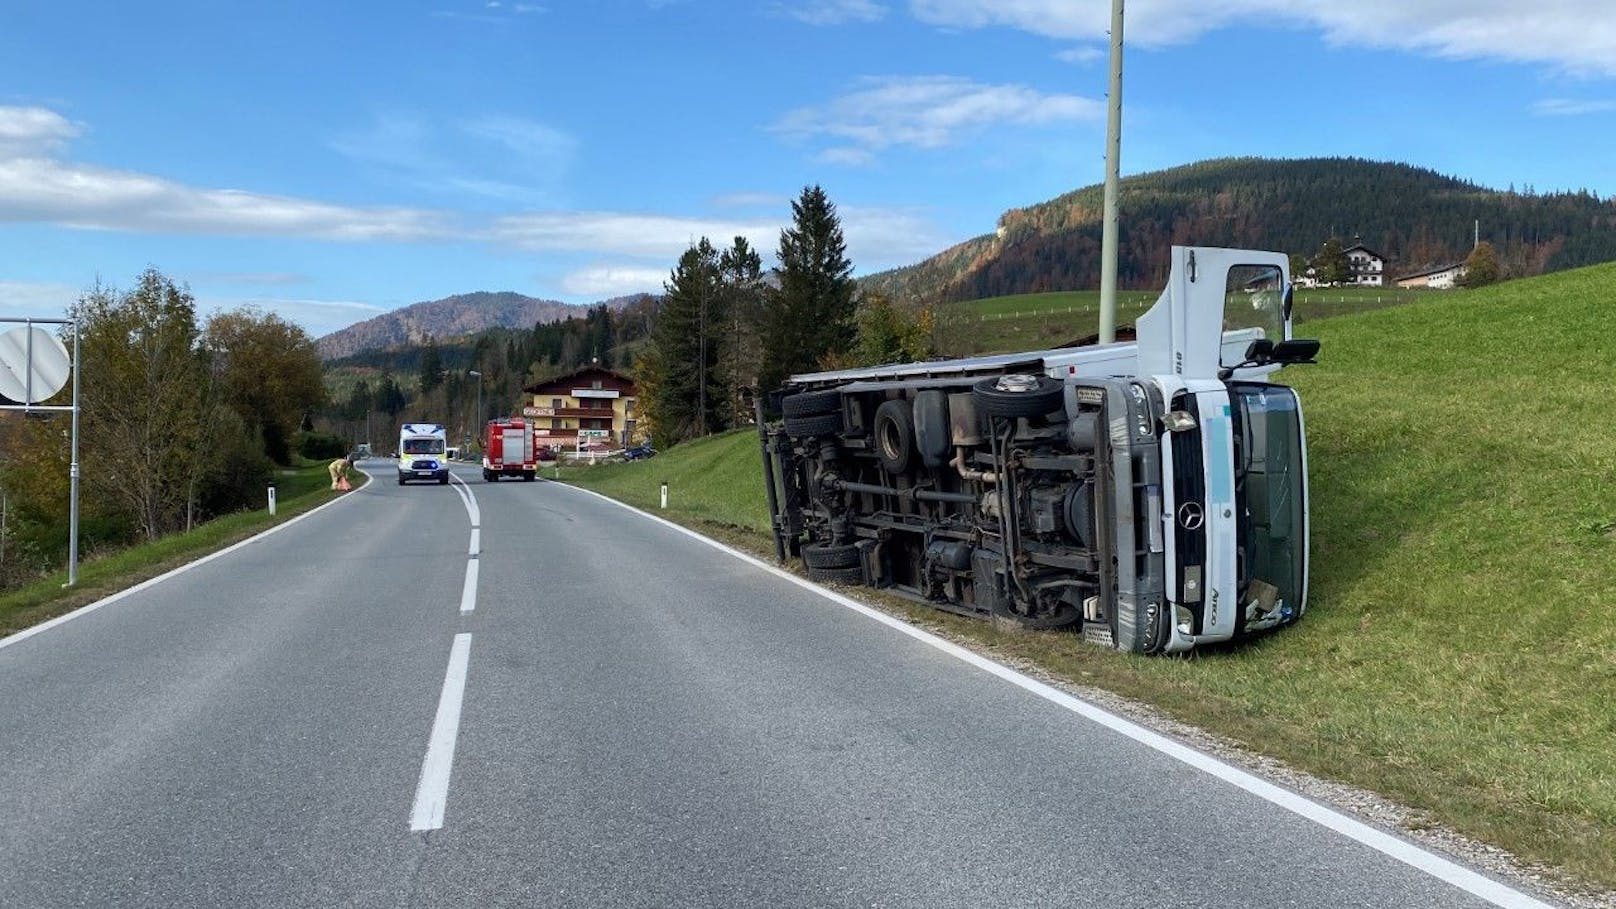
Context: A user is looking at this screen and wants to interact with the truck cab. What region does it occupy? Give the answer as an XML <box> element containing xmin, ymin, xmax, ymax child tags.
<box><xmin>397</xmin><ymin>423</ymin><xmax>450</xmax><ymax>485</ymax></box>
<box><xmin>758</xmin><ymin>246</ymin><xmax>1316</xmax><ymax>653</ymax></box>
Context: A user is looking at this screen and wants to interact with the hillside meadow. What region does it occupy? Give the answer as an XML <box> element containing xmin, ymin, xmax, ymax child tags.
<box><xmin>565</xmin><ymin>264</ymin><xmax>1616</xmax><ymax>892</ymax></box>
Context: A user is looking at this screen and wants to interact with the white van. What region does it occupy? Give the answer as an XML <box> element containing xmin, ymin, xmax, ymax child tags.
<box><xmin>397</xmin><ymin>423</ymin><xmax>449</xmax><ymax>485</ymax></box>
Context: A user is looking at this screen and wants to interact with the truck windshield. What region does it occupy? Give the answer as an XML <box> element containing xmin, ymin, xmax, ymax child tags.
<box><xmin>1230</xmin><ymin>383</ymin><xmax>1306</xmax><ymax>621</ymax></box>
<box><xmin>403</xmin><ymin>439</ymin><xmax>444</xmax><ymax>455</ymax></box>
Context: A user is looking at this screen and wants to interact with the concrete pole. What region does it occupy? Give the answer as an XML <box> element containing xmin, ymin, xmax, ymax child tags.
<box><xmin>67</xmin><ymin>320</ymin><xmax>80</xmax><ymax>586</ymax></box>
<box><xmin>1098</xmin><ymin>0</ymin><xmax>1125</xmax><ymax>344</ymax></box>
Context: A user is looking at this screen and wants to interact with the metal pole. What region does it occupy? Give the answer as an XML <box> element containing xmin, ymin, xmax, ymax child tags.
<box><xmin>1098</xmin><ymin>0</ymin><xmax>1125</xmax><ymax>344</ymax></box>
<box><xmin>67</xmin><ymin>320</ymin><xmax>80</xmax><ymax>586</ymax></box>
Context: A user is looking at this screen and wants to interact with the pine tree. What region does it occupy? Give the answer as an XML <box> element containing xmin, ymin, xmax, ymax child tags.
<box><xmin>761</xmin><ymin>185</ymin><xmax>856</xmax><ymax>394</ymax></box>
<box><xmin>718</xmin><ymin>236</ymin><xmax>765</xmax><ymax>424</ymax></box>
<box><xmin>1312</xmin><ymin>237</ymin><xmax>1351</xmax><ymax>286</ymax></box>
<box><xmin>643</xmin><ymin>238</ymin><xmax>726</xmax><ymax>445</ymax></box>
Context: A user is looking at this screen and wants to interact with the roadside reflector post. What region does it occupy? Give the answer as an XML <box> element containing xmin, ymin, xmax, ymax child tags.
<box><xmin>268</xmin><ymin>485</ymin><xmax>277</xmax><ymax>516</ymax></box>
<box><xmin>660</xmin><ymin>482</ymin><xmax>669</xmax><ymax>510</ymax></box>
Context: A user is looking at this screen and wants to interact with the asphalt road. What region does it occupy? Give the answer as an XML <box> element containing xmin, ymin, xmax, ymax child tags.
<box><xmin>0</xmin><ymin>460</ymin><xmax>1560</xmax><ymax>908</ymax></box>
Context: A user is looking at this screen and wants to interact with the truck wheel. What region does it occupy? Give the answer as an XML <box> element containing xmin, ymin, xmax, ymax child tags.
<box><xmin>439</xmin><ymin>475</ymin><xmax>449</xmax><ymax>485</ymax></box>
<box><xmin>397</xmin><ymin>475</ymin><xmax>405</xmax><ymax>486</ymax></box>
<box><xmin>972</xmin><ymin>374</ymin><xmax>1065</xmax><ymax>419</ymax></box>
<box><xmin>807</xmin><ymin>564</ymin><xmax>865</xmax><ymax>586</ymax></box>
<box><xmin>802</xmin><ymin>542</ymin><xmax>860</xmax><ymax>569</ymax></box>
<box><xmin>783</xmin><ymin>411</ymin><xmax>843</xmax><ymax>438</ymax></box>
<box><xmin>873</xmin><ymin>399</ymin><xmax>914</xmax><ymax>474</ymax></box>
<box><xmin>523</xmin><ymin>470</ymin><xmax>535</xmax><ymax>482</ymax></box>
<box><xmin>782</xmin><ymin>389</ymin><xmax>842</xmax><ymax>418</ymax></box>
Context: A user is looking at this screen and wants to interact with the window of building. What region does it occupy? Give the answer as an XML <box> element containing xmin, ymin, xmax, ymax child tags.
<box><xmin>551</xmin><ymin>398</ymin><xmax>563</xmax><ymax>409</ymax></box>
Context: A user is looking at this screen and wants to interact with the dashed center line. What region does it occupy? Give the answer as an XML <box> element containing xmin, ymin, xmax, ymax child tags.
<box><xmin>410</xmin><ymin>633</ymin><xmax>473</xmax><ymax>832</ymax></box>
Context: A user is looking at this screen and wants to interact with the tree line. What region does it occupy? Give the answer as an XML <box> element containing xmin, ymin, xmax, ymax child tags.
<box><xmin>0</xmin><ymin>270</ymin><xmax>325</xmax><ymax>588</ymax></box>
<box><xmin>860</xmin><ymin>157</ymin><xmax>1616</xmax><ymax>304</ymax></box>
<box><xmin>635</xmin><ymin>185</ymin><xmax>932</xmax><ymax>447</ymax></box>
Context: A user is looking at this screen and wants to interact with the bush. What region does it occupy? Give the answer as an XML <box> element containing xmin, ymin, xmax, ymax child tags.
<box><xmin>297</xmin><ymin>431</ymin><xmax>348</xmax><ymax>461</ymax></box>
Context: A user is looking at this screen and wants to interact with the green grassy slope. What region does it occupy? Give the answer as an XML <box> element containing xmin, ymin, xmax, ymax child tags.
<box><xmin>566</xmin><ymin>266</ymin><xmax>1616</xmax><ymax>889</ymax></box>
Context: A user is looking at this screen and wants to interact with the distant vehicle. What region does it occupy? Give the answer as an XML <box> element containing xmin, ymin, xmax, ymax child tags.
<box><xmin>623</xmin><ymin>441</ymin><xmax>657</xmax><ymax>461</ymax></box>
<box><xmin>397</xmin><ymin>423</ymin><xmax>449</xmax><ymax>485</ymax></box>
<box><xmin>445</xmin><ymin>446</ymin><xmax>461</xmax><ymax>461</ymax></box>
<box><xmin>535</xmin><ymin>444</ymin><xmax>556</xmax><ymax>462</ymax></box>
<box><xmin>355</xmin><ymin>442</ymin><xmax>372</xmax><ymax>459</ymax></box>
<box><xmin>482</xmin><ymin>418</ymin><xmax>537</xmax><ymax>481</ymax></box>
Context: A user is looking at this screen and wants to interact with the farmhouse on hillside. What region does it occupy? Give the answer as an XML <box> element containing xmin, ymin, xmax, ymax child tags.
<box><xmin>1343</xmin><ymin>242</ymin><xmax>1386</xmax><ymax>287</ymax></box>
<box><xmin>1394</xmin><ymin>262</ymin><xmax>1468</xmax><ymax>290</ymax></box>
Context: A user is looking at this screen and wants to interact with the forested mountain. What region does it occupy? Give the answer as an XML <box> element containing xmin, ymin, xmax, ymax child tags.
<box><xmin>860</xmin><ymin>158</ymin><xmax>1616</xmax><ymax>303</ymax></box>
<box><xmin>314</xmin><ymin>291</ymin><xmax>647</xmax><ymax>360</ymax></box>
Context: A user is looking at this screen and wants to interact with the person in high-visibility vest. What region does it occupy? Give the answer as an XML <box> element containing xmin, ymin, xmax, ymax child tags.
<box><xmin>328</xmin><ymin>454</ymin><xmax>355</xmax><ymax>490</ymax></box>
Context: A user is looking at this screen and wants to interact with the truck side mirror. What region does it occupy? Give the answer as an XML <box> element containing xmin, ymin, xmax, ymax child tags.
<box><xmin>1244</xmin><ymin>339</ymin><xmax>1275</xmax><ymax>362</ymax></box>
<box><xmin>1282</xmin><ymin>285</ymin><xmax>1294</xmax><ymax>324</ymax></box>
<box><xmin>1270</xmin><ymin>339</ymin><xmax>1320</xmax><ymax>364</ymax></box>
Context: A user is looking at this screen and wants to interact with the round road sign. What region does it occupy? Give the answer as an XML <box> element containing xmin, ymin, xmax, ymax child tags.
<box><xmin>0</xmin><ymin>326</ymin><xmax>72</xmax><ymax>405</ymax></box>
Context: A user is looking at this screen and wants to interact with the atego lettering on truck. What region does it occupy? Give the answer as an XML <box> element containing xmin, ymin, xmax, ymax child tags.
<box><xmin>482</xmin><ymin>418</ymin><xmax>537</xmax><ymax>482</ymax></box>
<box><xmin>758</xmin><ymin>246</ymin><xmax>1319</xmax><ymax>654</ymax></box>
<box><xmin>398</xmin><ymin>423</ymin><xmax>450</xmax><ymax>485</ymax></box>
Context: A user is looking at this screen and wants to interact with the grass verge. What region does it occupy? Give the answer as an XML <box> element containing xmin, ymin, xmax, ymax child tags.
<box><xmin>564</xmin><ymin>265</ymin><xmax>1616</xmax><ymax>894</ymax></box>
<box><xmin>0</xmin><ymin>461</ymin><xmax>364</xmax><ymax>639</ymax></box>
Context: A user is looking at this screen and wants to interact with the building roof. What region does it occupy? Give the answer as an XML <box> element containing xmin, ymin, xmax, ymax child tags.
<box><xmin>1343</xmin><ymin>243</ymin><xmax>1385</xmax><ymax>260</ymax></box>
<box><xmin>522</xmin><ymin>364</ymin><xmax>637</xmax><ymax>396</ymax></box>
<box><xmin>1393</xmin><ymin>262</ymin><xmax>1465</xmax><ymax>281</ymax></box>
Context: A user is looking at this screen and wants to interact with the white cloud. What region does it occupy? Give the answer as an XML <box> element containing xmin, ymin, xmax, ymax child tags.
<box><xmin>332</xmin><ymin>111</ymin><xmax>574</xmax><ymax>203</ymax></box>
<box><xmin>487</xmin><ymin>211</ymin><xmax>779</xmax><ymax>259</ymax></box>
<box><xmin>561</xmin><ymin>265</ymin><xmax>670</xmax><ymax>297</ymax></box>
<box><xmin>0</xmin><ymin>280</ymin><xmax>79</xmax><ymax>319</ymax></box>
<box><xmin>0</xmin><ymin>156</ymin><xmax>448</xmax><ymax>240</ymax></box>
<box><xmin>199</xmin><ymin>296</ymin><xmax>391</xmax><ymax>339</ymax></box>
<box><xmin>774</xmin><ymin>75</ymin><xmax>1101</xmax><ymax>162</ymax></box>
<box><xmin>908</xmin><ymin>0</ymin><xmax>1616</xmax><ymax>75</ymax></box>
<box><xmin>0</xmin><ymin>106</ymin><xmax>83</xmax><ymax>157</ymax></box>
<box><xmin>1532</xmin><ymin>98</ymin><xmax>1616</xmax><ymax>116</ymax></box>
<box><xmin>818</xmin><ymin>147</ymin><xmax>877</xmax><ymax>167</ymax></box>
<box><xmin>711</xmin><ymin>192</ymin><xmax>790</xmax><ymax>209</ymax></box>
<box><xmin>779</xmin><ymin>0</ymin><xmax>886</xmax><ymax>25</ymax></box>
<box><xmin>1054</xmin><ymin>46</ymin><xmax>1104</xmax><ymax>64</ymax></box>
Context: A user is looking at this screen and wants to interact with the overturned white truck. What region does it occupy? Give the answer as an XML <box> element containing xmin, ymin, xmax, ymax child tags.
<box><xmin>758</xmin><ymin>247</ymin><xmax>1319</xmax><ymax>654</ymax></box>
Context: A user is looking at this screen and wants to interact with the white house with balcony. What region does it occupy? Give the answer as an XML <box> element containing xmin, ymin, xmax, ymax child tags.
<box><xmin>1343</xmin><ymin>242</ymin><xmax>1386</xmax><ymax>287</ymax></box>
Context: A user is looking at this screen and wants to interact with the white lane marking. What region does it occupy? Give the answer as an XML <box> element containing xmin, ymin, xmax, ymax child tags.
<box><xmin>410</xmin><ymin>633</ymin><xmax>473</xmax><ymax>832</ymax></box>
<box><xmin>554</xmin><ymin>483</ymin><xmax>1557</xmax><ymax>909</ymax></box>
<box><xmin>0</xmin><ymin>467</ymin><xmax>374</xmax><ymax>654</ymax></box>
<box><xmin>449</xmin><ymin>472</ymin><xmax>480</xmax><ymax>527</ymax></box>
<box><xmin>459</xmin><ymin>559</ymin><xmax>479</xmax><ymax>615</ymax></box>
<box><xmin>468</xmin><ymin>528</ymin><xmax>480</xmax><ymax>557</ymax></box>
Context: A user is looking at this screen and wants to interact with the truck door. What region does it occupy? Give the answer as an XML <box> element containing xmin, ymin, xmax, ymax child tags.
<box><xmin>1135</xmin><ymin>247</ymin><xmax>1292</xmax><ymax>379</ymax></box>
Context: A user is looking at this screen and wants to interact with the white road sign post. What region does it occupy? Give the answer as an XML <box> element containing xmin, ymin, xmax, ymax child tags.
<box><xmin>0</xmin><ymin>318</ymin><xmax>82</xmax><ymax>585</ymax></box>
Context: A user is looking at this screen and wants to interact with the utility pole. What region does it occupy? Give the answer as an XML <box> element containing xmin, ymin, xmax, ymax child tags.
<box><xmin>468</xmin><ymin>370</ymin><xmax>482</xmax><ymax>452</ymax></box>
<box><xmin>1097</xmin><ymin>0</ymin><xmax>1126</xmax><ymax>344</ymax></box>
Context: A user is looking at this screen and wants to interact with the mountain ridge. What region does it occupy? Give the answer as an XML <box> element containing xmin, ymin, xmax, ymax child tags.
<box><xmin>315</xmin><ymin>291</ymin><xmax>647</xmax><ymax>360</ymax></box>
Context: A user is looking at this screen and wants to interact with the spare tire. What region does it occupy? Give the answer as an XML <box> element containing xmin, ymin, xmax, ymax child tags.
<box><xmin>802</xmin><ymin>542</ymin><xmax>860</xmax><ymax>569</ymax></box>
<box><xmin>783</xmin><ymin>411</ymin><xmax>844</xmax><ymax>438</ymax></box>
<box><xmin>807</xmin><ymin>564</ymin><xmax>866</xmax><ymax>586</ymax></box>
<box><xmin>972</xmin><ymin>374</ymin><xmax>1065</xmax><ymax>419</ymax></box>
<box><xmin>782</xmin><ymin>389</ymin><xmax>842</xmax><ymax>418</ymax></box>
<box><xmin>873</xmin><ymin>399</ymin><xmax>915</xmax><ymax>474</ymax></box>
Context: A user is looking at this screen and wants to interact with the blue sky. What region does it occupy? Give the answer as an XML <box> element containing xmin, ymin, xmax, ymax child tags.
<box><xmin>3</xmin><ymin>0</ymin><xmax>1613</xmax><ymax>338</ymax></box>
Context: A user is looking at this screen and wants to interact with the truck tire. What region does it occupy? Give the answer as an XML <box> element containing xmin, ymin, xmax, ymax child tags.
<box><xmin>807</xmin><ymin>564</ymin><xmax>865</xmax><ymax>586</ymax></box>
<box><xmin>972</xmin><ymin>374</ymin><xmax>1065</xmax><ymax>419</ymax></box>
<box><xmin>783</xmin><ymin>411</ymin><xmax>844</xmax><ymax>438</ymax></box>
<box><xmin>782</xmin><ymin>389</ymin><xmax>842</xmax><ymax>418</ymax></box>
<box><xmin>802</xmin><ymin>542</ymin><xmax>860</xmax><ymax>569</ymax></box>
<box><xmin>523</xmin><ymin>470</ymin><xmax>535</xmax><ymax>482</ymax></box>
<box><xmin>873</xmin><ymin>399</ymin><xmax>915</xmax><ymax>474</ymax></box>
<box><xmin>439</xmin><ymin>475</ymin><xmax>449</xmax><ymax>485</ymax></box>
<box><xmin>397</xmin><ymin>475</ymin><xmax>405</xmax><ymax>486</ymax></box>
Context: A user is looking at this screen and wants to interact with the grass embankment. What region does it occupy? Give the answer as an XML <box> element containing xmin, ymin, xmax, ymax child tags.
<box><xmin>0</xmin><ymin>460</ymin><xmax>360</xmax><ymax>638</ymax></box>
<box><xmin>565</xmin><ymin>266</ymin><xmax>1616</xmax><ymax>892</ymax></box>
